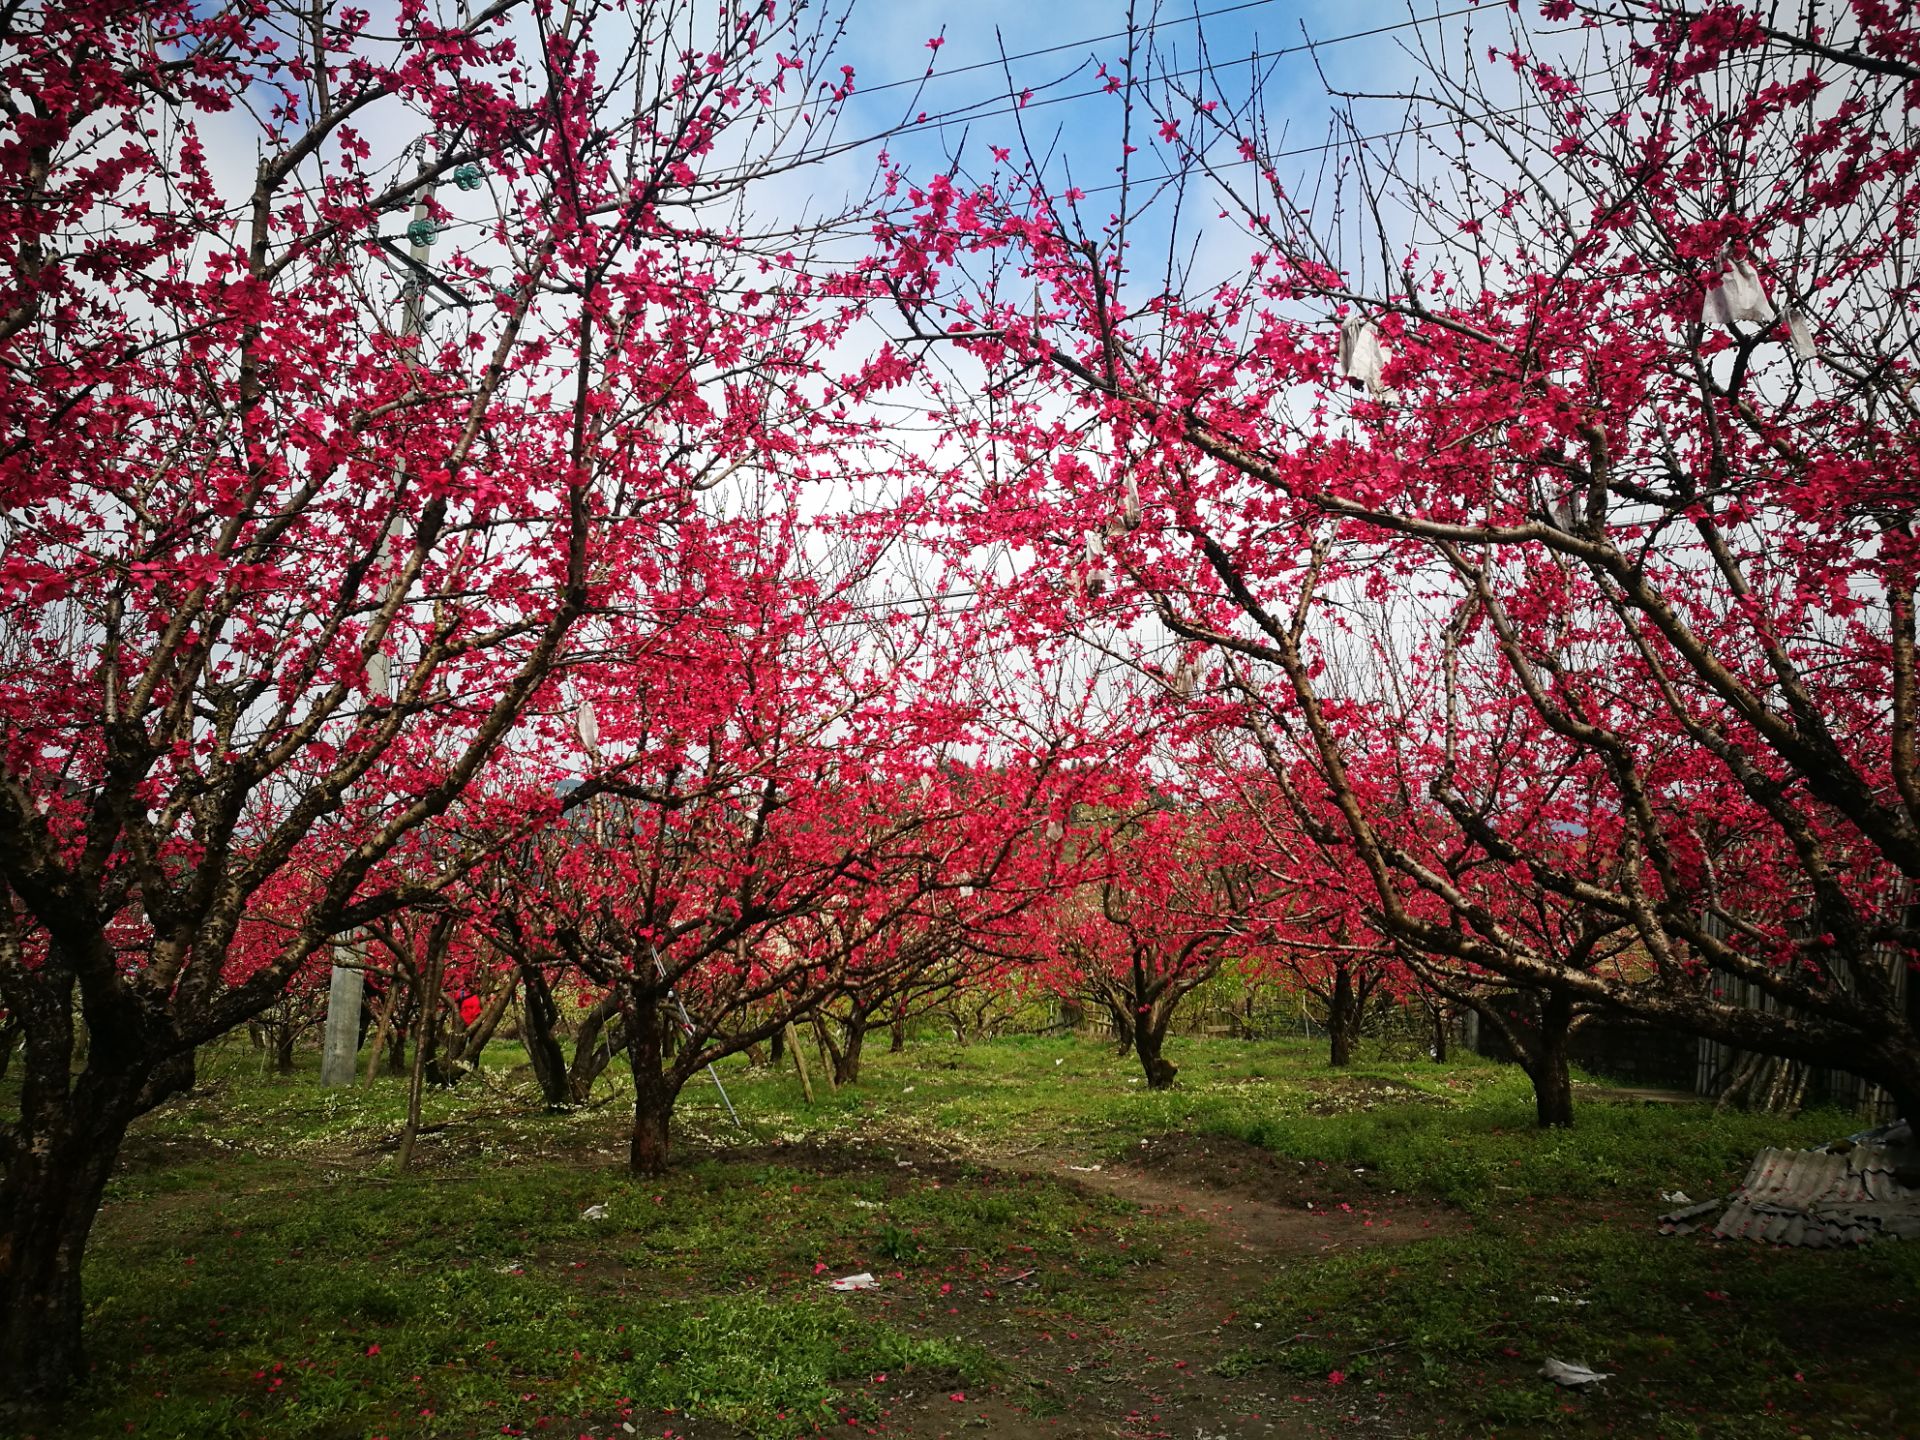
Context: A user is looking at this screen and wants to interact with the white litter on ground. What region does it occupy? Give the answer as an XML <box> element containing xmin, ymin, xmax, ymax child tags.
<box><xmin>1540</xmin><ymin>1358</ymin><xmax>1612</xmax><ymax>1388</ymax></box>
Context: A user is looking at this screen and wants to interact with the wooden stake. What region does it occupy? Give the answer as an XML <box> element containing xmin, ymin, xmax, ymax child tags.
<box><xmin>812</xmin><ymin>1014</ymin><xmax>839</xmax><ymax>1092</ymax></box>
<box><xmin>785</xmin><ymin>1021</ymin><xmax>814</xmax><ymax>1105</ymax></box>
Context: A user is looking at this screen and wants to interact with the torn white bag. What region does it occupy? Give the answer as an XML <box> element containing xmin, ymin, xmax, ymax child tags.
<box><xmin>1337</xmin><ymin>315</ymin><xmax>1391</xmax><ymax>395</ymax></box>
<box><xmin>1540</xmin><ymin>1358</ymin><xmax>1612</xmax><ymax>1389</ymax></box>
<box><xmin>1788</xmin><ymin>308</ymin><xmax>1818</xmax><ymax>359</ymax></box>
<box><xmin>1701</xmin><ymin>258</ymin><xmax>1776</xmax><ymax>327</ymax></box>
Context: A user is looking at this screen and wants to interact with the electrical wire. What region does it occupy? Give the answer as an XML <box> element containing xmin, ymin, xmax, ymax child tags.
<box><xmin>843</xmin><ymin>0</ymin><xmax>1290</xmax><ymax>104</ymax></box>
<box><xmin>688</xmin><ymin>4</ymin><xmax>1490</xmax><ymax>186</ymax></box>
<box><xmin>399</xmin><ymin>5</ymin><xmax>1507</xmax><ymax>256</ymax></box>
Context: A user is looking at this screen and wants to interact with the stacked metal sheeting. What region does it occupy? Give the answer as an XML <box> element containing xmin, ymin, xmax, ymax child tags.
<box><xmin>1661</xmin><ymin>1133</ymin><xmax>1920</xmax><ymax>1247</ymax></box>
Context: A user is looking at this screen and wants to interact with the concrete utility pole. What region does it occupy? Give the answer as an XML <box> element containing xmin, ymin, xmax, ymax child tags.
<box><xmin>319</xmin><ymin>142</ymin><xmax>444</xmax><ymax>1086</ymax></box>
<box><xmin>319</xmin><ymin>947</ymin><xmax>365</xmax><ymax>1085</ymax></box>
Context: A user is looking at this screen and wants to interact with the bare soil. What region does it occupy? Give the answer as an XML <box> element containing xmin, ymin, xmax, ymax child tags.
<box><xmin>1049</xmin><ymin>1133</ymin><xmax>1459</xmax><ymax>1263</ymax></box>
<box><xmin>740</xmin><ymin>1133</ymin><xmax>1465</xmax><ymax>1440</ymax></box>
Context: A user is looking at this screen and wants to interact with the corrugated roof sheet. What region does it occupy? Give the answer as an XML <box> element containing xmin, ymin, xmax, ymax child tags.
<box><xmin>1661</xmin><ymin>1143</ymin><xmax>1920</xmax><ymax>1247</ymax></box>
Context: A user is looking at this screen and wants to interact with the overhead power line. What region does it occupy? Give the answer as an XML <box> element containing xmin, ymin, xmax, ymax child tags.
<box><xmin>418</xmin><ymin>5</ymin><xmax>1496</xmax><ymax>250</ymax></box>
<box><xmin>832</xmin><ymin>0</ymin><xmax>1299</xmax><ymax>102</ymax></box>
<box><xmin>699</xmin><ymin>4</ymin><xmax>1489</xmax><ymax>185</ymax></box>
<box><xmin>1073</xmin><ymin>57</ymin><xmax>1621</xmax><ymax>200</ymax></box>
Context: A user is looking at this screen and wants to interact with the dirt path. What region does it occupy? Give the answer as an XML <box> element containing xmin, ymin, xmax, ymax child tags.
<box><xmin>864</xmin><ymin>1134</ymin><xmax>1464</xmax><ymax>1440</ymax></box>
<box><xmin>1040</xmin><ymin>1134</ymin><xmax>1458</xmax><ymax>1263</ymax></box>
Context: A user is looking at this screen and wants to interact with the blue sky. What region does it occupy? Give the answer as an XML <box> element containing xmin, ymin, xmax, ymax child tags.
<box><xmin>181</xmin><ymin>0</ymin><xmax>1514</xmax><ymax>363</ymax></box>
<box><xmin>829</xmin><ymin>5</ymin><xmax>1478</xmax><ymax>164</ymax></box>
<box><xmin>191</xmin><ymin>1</ymin><xmax>1498</xmax><ymax>292</ymax></box>
<box><xmin>783</xmin><ymin>2</ymin><xmax>1496</xmax><ymax>295</ymax></box>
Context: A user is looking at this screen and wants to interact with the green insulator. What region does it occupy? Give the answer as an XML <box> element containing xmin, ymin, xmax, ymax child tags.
<box><xmin>406</xmin><ymin>217</ymin><xmax>441</xmax><ymax>247</ymax></box>
<box><xmin>452</xmin><ymin>163</ymin><xmax>485</xmax><ymax>191</ymax></box>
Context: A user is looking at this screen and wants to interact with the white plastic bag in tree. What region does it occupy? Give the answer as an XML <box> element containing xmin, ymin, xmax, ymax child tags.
<box><xmin>1788</xmin><ymin>308</ymin><xmax>1818</xmax><ymax>359</ymax></box>
<box><xmin>1121</xmin><ymin>475</ymin><xmax>1142</xmax><ymax>530</ymax></box>
<box><xmin>1700</xmin><ymin>257</ymin><xmax>1776</xmax><ymax>326</ymax></box>
<box><xmin>1082</xmin><ymin>531</ymin><xmax>1104</xmax><ymax>564</ymax></box>
<box><xmin>577</xmin><ymin>698</ymin><xmax>599</xmax><ymax>751</ymax></box>
<box><xmin>1337</xmin><ymin>315</ymin><xmax>1391</xmax><ymax>395</ymax></box>
<box><xmin>1085</xmin><ymin>568</ymin><xmax>1110</xmax><ymax>599</ymax></box>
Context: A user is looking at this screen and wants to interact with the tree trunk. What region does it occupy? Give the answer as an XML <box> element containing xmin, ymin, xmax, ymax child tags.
<box><xmin>889</xmin><ymin>1003</ymin><xmax>907</xmax><ymax>1053</ymax></box>
<box><xmin>628</xmin><ymin>990</ymin><xmax>673</xmax><ymax>1176</ymax></box>
<box><xmin>630</xmin><ymin>1091</ymin><xmax>671</xmax><ymax>1177</ymax></box>
<box><xmin>811</xmin><ymin>1014</ymin><xmax>838</xmax><ymax>1091</ymax></box>
<box><xmin>566</xmin><ymin>991</ymin><xmax>626</xmax><ymax>1103</ymax></box>
<box><xmin>518</xmin><ymin>961</ymin><xmax>572</xmax><ymax>1109</ymax></box>
<box><xmin>273</xmin><ymin>1022</ymin><xmax>297</xmax><ymax>1075</ymax></box>
<box><xmin>1328</xmin><ymin>960</ymin><xmax>1357</xmax><ymax>1067</ymax></box>
<box><xmin>423</xmin><ymin>1013</ymin><xmax>457</xmax><ymax>1088</ymax></box>
<box><xmin>384</xmin><ymin>997</ymin><xmax>409</xmax><ymax>1076</ymax></box>
<box><xmin>1530</xmin><ymin>989</ymin><xmax>1575</xmax><ymax>1128</ymax></box>
<box><xmin>833</xmin><ymin>1015</ymin><xmax>867</xmax><ymax>1087</ymax></box>
<box><xmin>435</xmin><ymin>981</ymin><xmax>513</xmax><ymax>1086</ymax></box>
<box><xmin>1</xmin><ymin>1106</ymin><xmax>128</xmax><ymax>1401</ymax></box>
<box><xmin>361</xmin><ymin>977</ymin><xmax>404</xmax><ymax>1088</ymax></box>
<box><xmin>0</xmin><ymin>1049</ymin><xmax>191</xmax><ymax>1404</ymax></box>
<box><xmin>1135</xmin><ymin>1017</ymin><xmax>1179</xmax><ymax>1090</ymax></box>
<box><xmin>395</xmin><ymin>940</ymin><xmax>445</xmax><ymax>1172</ymax></box>
<box><xmin>1430</xmin><ymin>1001</ymin><xmax>1449</xmax><ymax>1064</ymax></box>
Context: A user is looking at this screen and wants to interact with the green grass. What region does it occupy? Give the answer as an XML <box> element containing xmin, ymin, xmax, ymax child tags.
<box><xmin>81</xmin><ymin>1247</ymin><xmax>982</xmax><ymax>1440</ymax></box>
<box><xmin>53</xmin><ymin>1039</ymin><xmax>1174</xmax><ymax>1439</ymax></box>
<box><xmin>699</xmin><ymin>1031</ymin><xmax>1852</xmax><ymax>1211</ymax></box>
<box><xmin>1226</xmin><ymin>1218</ymin><xmax>1920</xmax><ymax>1438</ymax></box>
<box><xmin>66</xmin><ymin>1154</ymin><xmax>1013</xmax><ymax>1440</ymax></box>
<box><xmin>17</xmin><ymin>1028</ymin><xmax>1912</xmax><ymax>1438</ymax></box>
